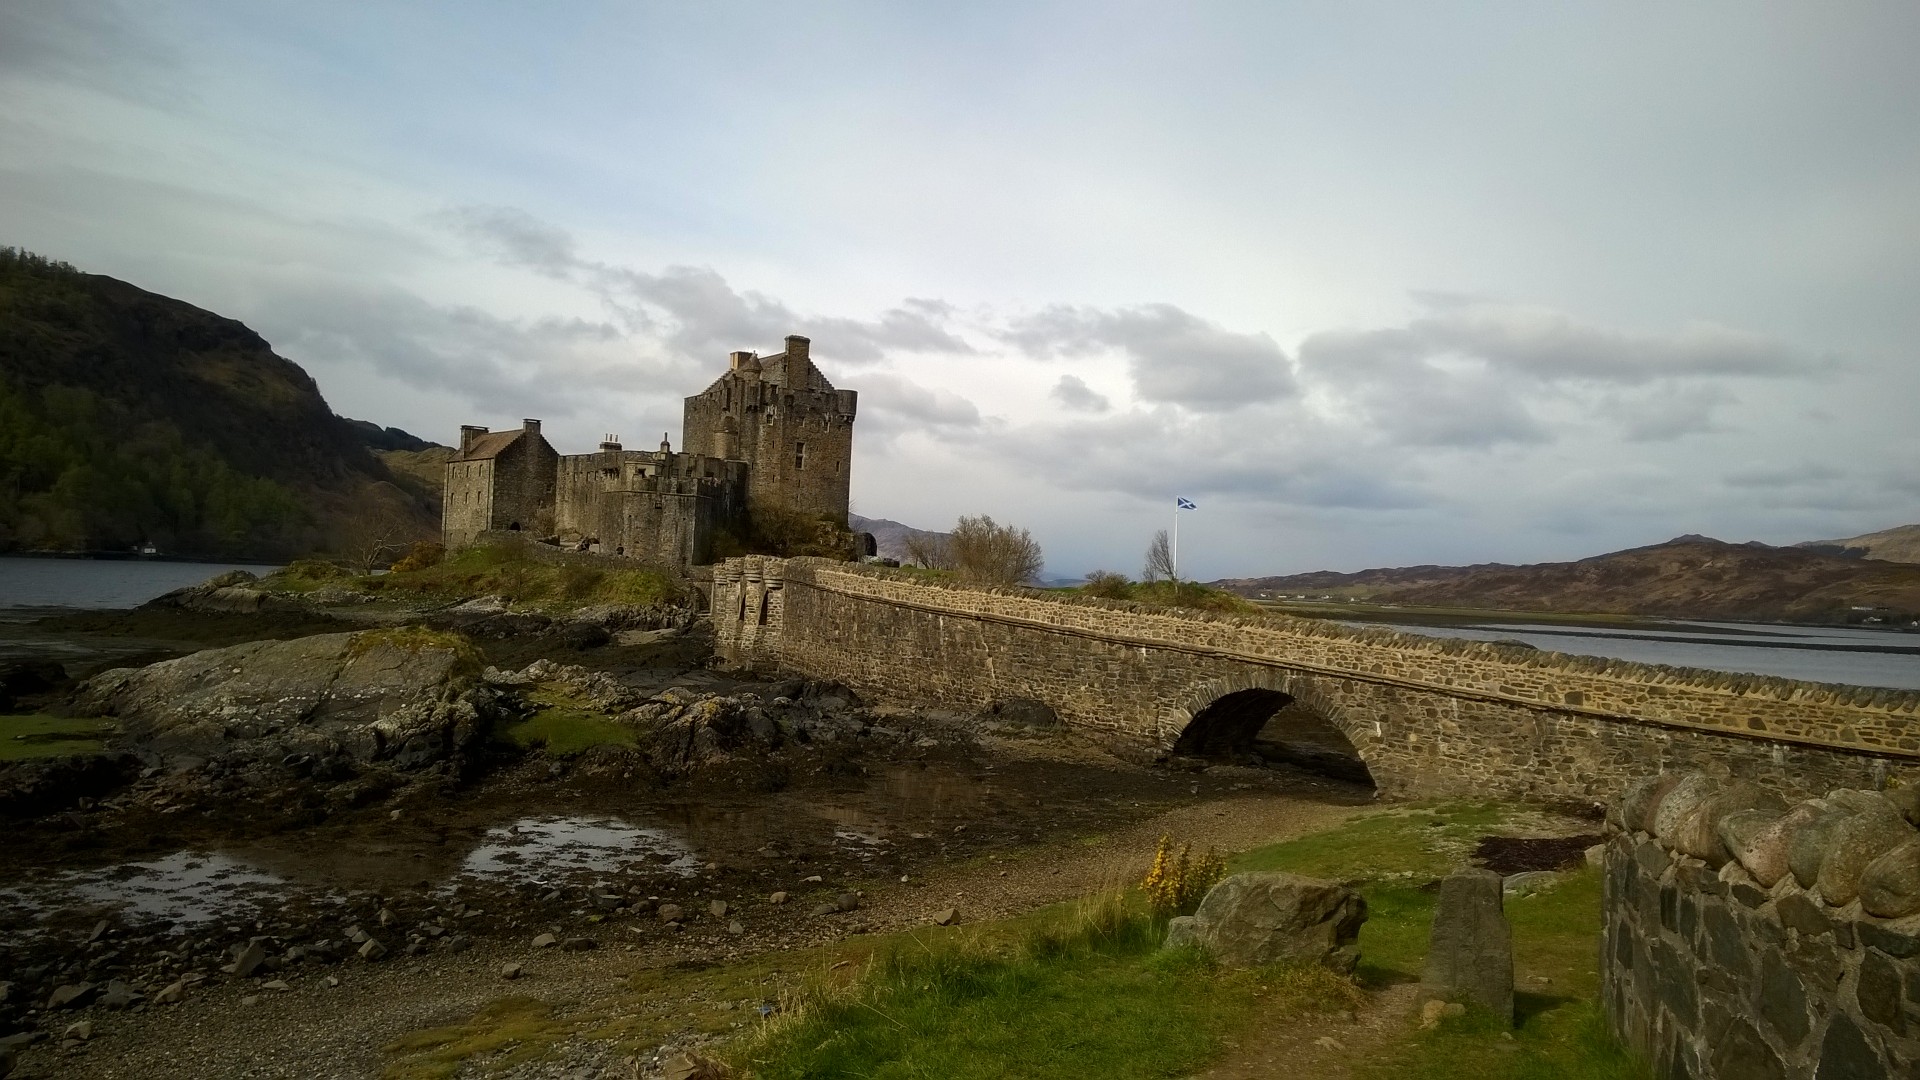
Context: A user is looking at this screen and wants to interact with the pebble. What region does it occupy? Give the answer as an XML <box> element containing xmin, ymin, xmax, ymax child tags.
<box><xmin>531</xmin><ymin>933</ymin><xmax>558</xmax><ymax>949</ymax></box>
<box><xmin>357</xmin><ymin>938</ymin><xmax>387</xmax><ymax>961</ymax></box>
<box><xmin>768</xmin><ymin>891</ymin><xmax>789</xmax><ymax>905</ymax></box>
<box><xmin>933</xmin><ymin>908</ymin><xmax>958</xmax><ymax>926</ymax></box>
<box><xmin>500</xmin><ymin>962</ymin><xmax>523</xmax><ymax>980</ymax></box>
<box><xmin>64</xmin><ymin>1021</ymin><xmax>93</xmax><ymax>1042</ymax></box>
<box><xmin>709</xmin><ymin>900</ymin><xmax>730</xmax><ymax>918</ymax></box>
<box><xmin>262</xmin><ymin>980</ymin><xmax>291</xmax><ymax>992</ymax></box>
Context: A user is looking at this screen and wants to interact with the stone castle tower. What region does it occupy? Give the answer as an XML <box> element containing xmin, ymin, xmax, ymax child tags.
<box><xmin>442</xmin><ymin>335</ymin><xmax>856</xmax><ymax>566</ymax></box>
<box><xmin>681</xmin><ymin>335</ymin><xmax>857</xmax><ymax>521</ymax></box>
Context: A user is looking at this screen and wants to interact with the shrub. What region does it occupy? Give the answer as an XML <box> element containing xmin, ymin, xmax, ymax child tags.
<box><xmin>389</xmin><ymin>541</ymin><xmax>444</xmax><ymax>573</ymax></box>
<box><xmin>1082</xmin><ymin>570</ymin><xmax>1134</xmax><ymax>599</ymax></box>
<box><xmin>950</xmin><ymin>514</ymin><xmax>1044</xmax><ymax>586</ymax></box>
<box><xmin>1143</xmin><ymin>835</ymin><xmax>1225</xmax><ymax>918</ymax></box>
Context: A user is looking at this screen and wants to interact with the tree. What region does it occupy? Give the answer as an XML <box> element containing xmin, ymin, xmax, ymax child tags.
<box><xmin>1143</xmin><ymin>529</ymin><xmax>1175</xmax><ymax>583</ymax></box>
<box><xmin>949</xmin><ymin>514</ymin><xmax>1044</xmax><ymax>586</ymax></box>
<box><xmin>903</xmin><ymin>531</ymin><xmax>955</xmax><ymax>570</ymax></box>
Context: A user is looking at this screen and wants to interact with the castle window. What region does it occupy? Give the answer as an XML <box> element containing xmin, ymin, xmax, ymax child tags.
<box><xmin>795</xmin><ymin>441</ymin><xmax>807</xmax><ymax>470</ymax></box>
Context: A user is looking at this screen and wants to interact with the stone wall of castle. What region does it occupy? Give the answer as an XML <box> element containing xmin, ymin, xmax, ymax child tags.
<box><xmin>710</xmin><ymin>557</ymin><xmax>1920</xmax><ymax>801</ymax></box>
<box><xmin>1604</xmin><ymin>773</ymin><xmax>1920</xmax><ymax>1078</ymax></box>
<box><xmin>442</xmin><ymin>458</ymin><xmax>495</xmax><ymax>549</ymax></box>
<box><xmin>681</xmin><ymin>336</ymin><xmax>856</xmax><ymax>523</ymax></box>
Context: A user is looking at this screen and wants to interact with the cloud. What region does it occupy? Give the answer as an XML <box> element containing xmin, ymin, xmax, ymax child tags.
<box><xmin>853</xmin><ymin>373</ymin><xmax>982</xmax><ymax>434</ymax></box>
<box><xmin>1050</xmin><ymin>374</ymin><xmax>1110</xmax><ymax>413</ymax></box>
<box><xmin>0</xmin><ymin>3</ymin><xmax>178</xmax><ymax>101</ymax></box>
<box><xmin>1000</xmin><ymin>303</ymin><xmax>1296</xmax><ymax>412</ymax></box>
<box><xmin>250</xmin><ymin>277</ymin><xmax>680</xmax><ymax>419</ymax></box>
<box><xmin>1298</xmin><ymin>300</ymin><xmax>1822</xmax><ymax>449</ymax></box>
<box><xmin>436</xmin><ymin>204</ymin><xmax>974</xmax><ymax>365</ymax></box>
<box><xmin>431</xmin><ymin>205</ymin><xmax>577</xmax><ymax>278</ymax></box>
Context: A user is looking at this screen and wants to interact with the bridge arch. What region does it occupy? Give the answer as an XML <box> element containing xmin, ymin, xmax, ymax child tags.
<box><xmin>1167</xmin><ymin>669</ymin><xmax>1377</xmax><ymax>786</ymax></box>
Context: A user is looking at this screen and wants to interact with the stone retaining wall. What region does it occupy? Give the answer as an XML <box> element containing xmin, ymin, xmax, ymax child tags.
<box><xmin>1603</xmin><ymin>772</ymin><xmax>1920</xmax><ymax>1078</ymax></box>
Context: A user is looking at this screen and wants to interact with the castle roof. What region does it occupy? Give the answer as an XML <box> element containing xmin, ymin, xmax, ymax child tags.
<box><xmin>450</xmin><ymin>429</ymin><xmax>525</xmax><ymax>462</ymax></box>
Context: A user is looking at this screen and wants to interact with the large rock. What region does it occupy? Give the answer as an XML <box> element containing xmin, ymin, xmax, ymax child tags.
<box><xmin>1668</xmin><ymin>781</ymin><xmax>1786</xmax><ymax>865</ymax></box>
<box><xmin>1789</xmin><ymin>803</ymin><xmax>1857</xmax><ymax>889</ymax></box>
<box><xmin>1651</xmin><ymin>773</ymin><xmax>1721</xmax><ymax>842</ymax></box>
<box><xmin>77</xmin><ymin>629</ymin><xmax>496</xmax><ymax>781</ymax></box>
<box><xmin>1174</xmin><ymin>872</ymin><xmax>1366</xmax><ymax>971</ymax></box>
<box><xmin>1617</xmin><ymin>774</ymin><xmax>1686</xmax><ymax>833</ymax></box>
<box><xmin>1723</xmin><ymin>802</ymin><xmax>1822</xmax><ymax>888</ymax></box>
<box><xmin>1422</xmin><ymin>868</ymin><xmax>1513</xmax><ymax>1022</ymax></box>
<box><xmin>1860</xmin><ymin>839</ymin><xmax>1920</xmax><ymax>919</ymax></box>
<box><xmin>1816</xmin><ymin>796</ymin><xmax>1915</xmax><ymax>907</ymax></box>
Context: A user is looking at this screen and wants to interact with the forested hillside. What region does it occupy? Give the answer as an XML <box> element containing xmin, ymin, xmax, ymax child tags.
<box><xmin>0</xmin><ymin>248</ymin><xmax>435</xmax><ymax>559</ymax></box>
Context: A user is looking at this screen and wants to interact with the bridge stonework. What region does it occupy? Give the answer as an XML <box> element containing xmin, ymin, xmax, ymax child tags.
<box><xmin>711</xmin><ymin>557</ymin><xmax>1920</xmax><ymax>801</ymax></box>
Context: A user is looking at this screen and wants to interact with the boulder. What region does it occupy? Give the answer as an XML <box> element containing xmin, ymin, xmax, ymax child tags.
<box><xmin>1651</xmin><ymin>773</ymin><xmax>1720</xmax><ymax>842</ymax></box>
<box><xmin>46</xmin><ymin>983</ymin><xmax>94</xmax><ymax>1010</ymax></box>
<box><xmin>1174</xmin><ymin>872</ymin><xmax>1366</xmax><ymax>971</ymax></box>
<box><xmin>1721</xmin><ymin>803</ymin><xmax>1818</xmax><ymax>888</ymax></box>
<box><xmin>1164</xmin><ymin>916</ymin><xmax>1200</xmax><ymax>950</ymax></box>
<box><xmin>1668</xmin><ymin>782</ymin><xmax>1787</xmax><ymax>865</ymax></box>
<box><xmin>1860</xmin><ymin>840</ymin><xmax>1920</xmax><ymax>919</ymax></box>
<box><xmin>1789</xmin><ymin>803</ymin><xmax>1857</xmax><ymax>889</ymax></box>
<box><xmin>500</xmin><ymin>962</ymin><xmax>523</xmax><ymax>980</ymax></box>
<box><xmin>1882</xmin><ymin>785</ymin><xmax>1920</xmax><ymax>828</ymax></box>
<box><xmin>1617</xmin><ymin>774</ymin><xmax>1686</xmax><ymax>833</ymax></box>
<box><xmin>1422</xmin><ymin>869</ymin><xmax>1513</xmax><ymax>1022</ymax></box>
<box><xmin>231</xmin><ymin>941</ymin><xmax>268</xmax><ymax>979</ymax></box>
<box><xmin>531</xmin><ymin>933</ymin><xmax>558</xmax><ymax>948</ymax></box>
<box><xmin>1818</xmin><ymin>798</ymin><xmax>1918</xmax><ymax>907</ymax></box>
<box><xmin>76</xmin><ymin>629</ymin><xmax>495</xmax><ymax>783</ymax></box>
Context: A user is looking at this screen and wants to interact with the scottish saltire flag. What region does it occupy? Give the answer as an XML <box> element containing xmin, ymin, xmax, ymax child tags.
<box><xmin>1176</xmin><ymin>497</ymin><xmax>1196</xmax><ymax>510</ymax></box>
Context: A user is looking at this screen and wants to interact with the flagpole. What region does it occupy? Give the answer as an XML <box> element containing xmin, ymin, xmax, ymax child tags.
<box><xmin>1172</xmin><ymin>504</ymin><xmax>1179</xmax><ymax>585</ymax></box>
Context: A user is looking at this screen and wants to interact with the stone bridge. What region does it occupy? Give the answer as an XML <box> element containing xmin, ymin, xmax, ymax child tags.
<box><xmin>709</xmin><ymin>556</ymin><xmax>1920</xmax><ymax>802</ymax></box>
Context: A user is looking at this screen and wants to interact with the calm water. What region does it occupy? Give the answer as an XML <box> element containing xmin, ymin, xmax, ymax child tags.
<box><xmin>1337</xmin><ymin>617</ymin><xmax>1920</xmax><ymax>691</ymax></box>
<box><xmin>0</xmin><ymin>556</ymin><xmax>277</xmax><ymax>611</ymax></box>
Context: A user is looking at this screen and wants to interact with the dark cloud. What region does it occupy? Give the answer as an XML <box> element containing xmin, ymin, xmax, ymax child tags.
<box><xmin>1723</xmin><ymin>463</ymin><xmax>1846</xmax><ymax>490</ymax></box>
<box><xmin>853</xmin><ymin>373</ymin><xmax>982</xmax><ymax>435</ymax></box>
<box><xmin>1000</xmin><ymin>303</ymin><xmax>1296</xmax><ymax>412</ymax></box>
<box><xmin>1050</xmin><ymin>374</ymin><xmax>1110</xmax><ymax>413</ymax></box>
<box><xmin>0</xmin><ymin>3</ymin><xmax>178</xmax><ymax>101</ymax></box>
<box><xmin>436</xmin><ymin>204</ymin><xmax>973</xmax><ymax>365</ymax></box>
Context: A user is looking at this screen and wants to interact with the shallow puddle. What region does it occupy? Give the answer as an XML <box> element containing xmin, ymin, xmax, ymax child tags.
<box><xmin>457</xmin><ymin>816</ymin><xmax>703</xmax><ymax>882</ymax></box>
<box><xmin>0</xmin><ymin>852</ymin><xmax>292</xmax><ymax>939</ymax></box>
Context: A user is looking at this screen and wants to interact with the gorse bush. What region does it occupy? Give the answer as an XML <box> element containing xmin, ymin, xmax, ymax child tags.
<box><xmin>1143</xmin><ymin>835</ymin><xmax>1226</xmax><ymax>918</ymax></box>
<box><xmin>1081</xmin><ymin>570</ymin><xmax>1134</xmax><ymax>599</ymax></box>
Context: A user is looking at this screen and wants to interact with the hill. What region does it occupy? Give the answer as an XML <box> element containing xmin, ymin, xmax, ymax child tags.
<box><xmin>0</xmin><ymin>248</ymin><xmax>436</xmax><ymax>559</ymax></box>
<box><xmin>1215</xmin><ymin>536</ymin><xmax>1920</xmax><ymax>624</ymax></box>
<box><xmin>1796</xmin><ymin>523</ymin><xmax>1920</xmax><ymax>565</ymax></box>
<box><xmin>849</xmin><ymin>513</ymin><xmax>952</xmax><ymax>563</ymax></box>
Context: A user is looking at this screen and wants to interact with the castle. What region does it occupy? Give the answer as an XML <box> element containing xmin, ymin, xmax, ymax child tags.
<box><xmin>442</xmin><ymin>335</ymin><xmax>856</xmax><ymax>566</ymax></box>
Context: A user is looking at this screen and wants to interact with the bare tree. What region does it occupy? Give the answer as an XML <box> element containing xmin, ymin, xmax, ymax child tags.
<box><xmin>337</xmin><ymin>482</ymin><xmax>428</xmax><ymax>574</ymax></box>
<box><xmin>1143</xmin><ymin>529</ymin><xmax>1175</xmax><ymax>582</ymax></box>
<box><xmin>903</xmin><ymin>531</ymin><xmax>956</xmax><ymax>570</ymax></box>
<box><xmin>949</xmin><ymin>514</ymin><xmax>1044</xmax><ymax>586</ymax></box>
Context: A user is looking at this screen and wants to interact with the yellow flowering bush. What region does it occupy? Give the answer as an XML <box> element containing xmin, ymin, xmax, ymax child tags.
<box><xmin>1142</xmin><ymin>835</ymin><xmax>1225</xmax><ymax>918</ymax></box>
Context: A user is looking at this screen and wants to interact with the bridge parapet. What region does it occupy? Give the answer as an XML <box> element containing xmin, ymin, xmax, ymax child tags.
<box><xmin>712</xmin><ymin>556</ymin><xmax>1920</xmax><ymax>800</ymax></box>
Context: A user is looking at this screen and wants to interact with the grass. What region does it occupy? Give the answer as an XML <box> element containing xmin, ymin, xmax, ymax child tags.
<box><xmin>729</xmin><ymin>893</ymin><xmax>1362</xmax><ymax>1080</ymax></box>
<box><xmin>265</xmin><ymin>544</ymin><xmax>686</xmax><ymax>611</ymax></box>
<box><xmin>380</xmin><ymin>804</ymin><xmax>1643</xmax><ymax>1079</ymax></box>
<box><xmin>384</xmin><ymin>997</ymin><xmax>573</xmax><ymax>1080</ymax></box>
<box><xmin>0</xmin><ymin>713</ymin><xmax>115</xmax><ymax>760</ymax></box>
<box><xmin>497</xmin><ymin>684</ymin><xmax>636</xmax><ymax>756</ymax></box>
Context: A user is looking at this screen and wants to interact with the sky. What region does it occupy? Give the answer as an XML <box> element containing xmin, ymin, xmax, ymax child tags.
<box><xmin>3</xmin><ymin>2</ymin><xmax>1917</xmax><ymax>580</ymax></box>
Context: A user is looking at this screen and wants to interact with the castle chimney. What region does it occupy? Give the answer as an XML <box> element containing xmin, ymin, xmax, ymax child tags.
<box><xmin>599</xmin><ymin>434</ymin><xmax>622</xmax><ymax>453</ymax></box>
<box><xmin>784</xmin><ymin>335</ymin><xmax>810</xmax><ymax>386</ymax></box>
<box><xmin>460</xmin><ymin>425</ymin><xmax>487</xmax><ymax>453</ymax></box>
<box><xmin>659</xmin><ymin>432</ymin><xmax>672</xmax><ymax>454</ymax></box>
<box><xmin>729</xmin><ymin>350</ymin><xmax>755</xmax><ymax>371</ymax></box>
<box><xmin>523</xmin><ymin>418</ymin><xmax>542</xmax><ymax>435</ymax></box>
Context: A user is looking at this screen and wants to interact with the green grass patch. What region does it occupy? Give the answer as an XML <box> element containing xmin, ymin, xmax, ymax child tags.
<box><xmin>260</xmin><ymin>558</ymin><xmax>354</xmax><ymax>594</ymax></box>
<box><xmin>0</xmin><ymin>713</ymin><xmax>115</xmax><ymax>760</ymax></box>
<box><xmin>729</xmin><ymin>894</ymin><xmax>1362</xmax><ymax>1080</ymax></box>
<box><xmin>497</xmin><ymin>684</ymin><xmax>636</xmax><ymax>756</ymax></box>
<box><xmin>383</xmin><ymin>996</ymin><xmax>572</xmax><ymax>1080</ymax></box>
<box><xmin>354</xmin><ymin>543</ymin><xmax>684</xmax><ymax>610</ymax></box>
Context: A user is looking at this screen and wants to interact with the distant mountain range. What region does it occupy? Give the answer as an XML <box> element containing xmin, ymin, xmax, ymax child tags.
<box><xmin>1796</xmin><ymin>523</ymin><xmax>1920</xmax><ymax>565</ymax></box>
<box><xmin>1213</xmin><ymin>533</ymin><xmax>1920</xmax><ymax>624</ymax></box>
<box><xmin>0</xmin><ymin>248</ymin><xmax>438</xmax><ymax>559</ymax></box>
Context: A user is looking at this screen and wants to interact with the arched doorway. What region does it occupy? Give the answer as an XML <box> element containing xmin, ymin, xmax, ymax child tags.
<box><xmin>1171</xmin><ymin>680</ymin><xmax>1373</xmax><ymax>786</ymax></box>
